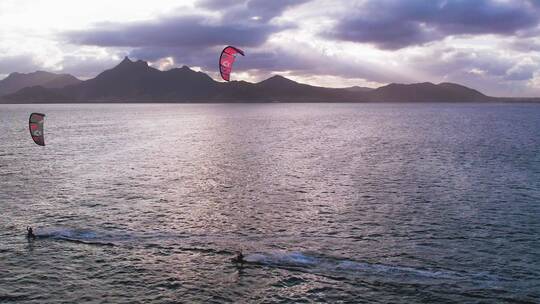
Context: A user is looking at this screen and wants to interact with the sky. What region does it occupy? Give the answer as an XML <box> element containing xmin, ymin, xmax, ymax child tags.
<box><xmin>1</xmin><ymin>0</ymin><xmax>540</xmax><ymax>97</ymax></box>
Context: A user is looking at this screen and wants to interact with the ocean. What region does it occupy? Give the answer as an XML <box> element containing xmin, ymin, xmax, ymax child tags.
<box><xmin>1</xmin><ymin>103</ymin><xmax>539</xmax><ymax>303</ymax></box>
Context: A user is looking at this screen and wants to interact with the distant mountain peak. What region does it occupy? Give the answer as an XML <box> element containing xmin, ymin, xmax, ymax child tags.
<box><xmin>345</xmin><ymin>85</ymin><xmax>374</xmax><ymax>92</ymax></box>
<box><xmin>259</xmin><ymin>75</ymin><xmax>298</xmax><ymax>85</ymax></box>
<box><xmin>107</xmin><ymin>57</ymin><xmax>152</xmax><ymax>75</ymax></box>
<box><xmin>115</xmin><ymin>56</ymin><xmax>149</xmax><ymax>69</ymax></box>
<box><xmin>119</xmin><ymin>56</ymin><xmax>132</xmax><ymax>64</ymax></box>
<box><xmin>268</xmin><ymin>75</ymin><xmax>291</xmax><ymax>81</ymax></box>
<box><xmin>165</xmin><ymin>65</ymin><xmax>210</xmax><ymax>79</ymax></box>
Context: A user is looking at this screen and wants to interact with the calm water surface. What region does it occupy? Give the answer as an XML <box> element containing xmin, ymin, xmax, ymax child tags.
<box><xmin>1</xmin><ymin>103</ymin><xmax>539</xmax><ymax>303</ymax></box>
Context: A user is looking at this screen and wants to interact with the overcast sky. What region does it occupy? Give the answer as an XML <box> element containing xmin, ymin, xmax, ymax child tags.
<box><xmin>1</xmin><ymin>0</ymin><xmax>539</xmax><ymax>96</ymax></box>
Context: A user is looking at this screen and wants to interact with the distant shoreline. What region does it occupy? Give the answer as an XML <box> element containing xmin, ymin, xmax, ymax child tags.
<box><xmin>2</xmin><ymin>99</ymin><xmax>540</xmax><ymax>105</ymax></box>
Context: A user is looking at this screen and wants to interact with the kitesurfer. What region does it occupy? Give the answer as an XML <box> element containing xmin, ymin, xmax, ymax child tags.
<box><xmin>232</xmin><ymin>251</ymin><xmax>244</xmax><ymax>264</ymax></box>
<box><xmin>26</xmin><ymin>226</ymin><xmax>35</xmax><ymax>239</ymax></box>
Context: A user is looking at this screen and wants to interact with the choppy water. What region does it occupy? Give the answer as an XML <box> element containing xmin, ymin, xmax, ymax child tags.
<box><xmin>1</xmin><ymin>103</ymin><xmax>539</xmax><ymax>303</ymax></box>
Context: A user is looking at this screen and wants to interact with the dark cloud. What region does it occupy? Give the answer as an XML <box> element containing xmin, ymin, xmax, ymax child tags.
<box><xmin>327</xmin><ymin>0</ymin><xmax>540</xmax><ymax>50</ymax></box>
<box><xmin>64</xmin><ymin>1</ymin><xmax>310</xmax><ymax>49</ymax></box>
<box><xmin>63</xmin><ymin>15</ymin><xmax>281</xmax><ymax>48</ymax></box>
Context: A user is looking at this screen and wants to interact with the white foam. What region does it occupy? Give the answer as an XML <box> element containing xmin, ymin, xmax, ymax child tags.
<box><xmin>246</xmin><ymin>251</ymin><xmax>459</xmax><ymax>280</ymax></box>
<box><xmin>245</xmin><ymin>251</ymin><xmax>318</xmax><ymax>266</ymax></box>
<box><xmin>36</xmin><ymin>228</ymin><xmax>97</xmax><ymax>240</ymax></box>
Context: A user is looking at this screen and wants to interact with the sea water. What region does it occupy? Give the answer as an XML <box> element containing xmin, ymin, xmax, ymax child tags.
<box><xmin>1</xmin><ymin>103</ymin><xmax>539</xmax><ymax>303</ymax></box>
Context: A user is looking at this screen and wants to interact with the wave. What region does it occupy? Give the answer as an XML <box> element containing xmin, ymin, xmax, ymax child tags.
<box><xmin>34</xmin><ymin>229</ymin><xmax>114</xmax><ymax>246</ymax></box>
<box><xmin>245</xmin><ymin>251</ymin><xmax>463</xmax><ymax>281</ymax></box>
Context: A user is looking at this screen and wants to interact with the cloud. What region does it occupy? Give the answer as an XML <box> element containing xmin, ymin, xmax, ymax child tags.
<box><xmin>63</xmin><ymin>15</ymin><xmax>284</xmax><ymax>48</ymax></box>
<box><xmin>56</xmin><ymin>54</ymin><xmax>126</xmax><ymax>79</ymax></box>
<box><xmin>0</xmin><ymin>55</ymin><xmax>41</xmax><ymax>75</ymax></box>
<box><xmin>199</xmin><ymin>0</ymin><xmax>311</xmax><ymax>22</ymax></box>
<box><xmin>406</xmin><ymin>45</ymin><xmax>540</xmax><ymax>96</ymax></box>
<box><xmin>326</xmin><ymin>0</ymin><xmax>540</xmax><ymax>50</ymax></box>
<box><xmin>411</xmin><ymin>47</ymin><xmax>512</xmax><ymax>78</ymax></box>
<box><xmin>504</xmin><ymin>63</ymin><xmax>537</xmax><ymax>81</ymax></box>
<box><xmin>510</xmin><ymin>38</ymin><xmax>540</xmax><ymax>52</ymax></box>
<box><xmin>63</xmin><ymin>1</ymin><xmax>311</xmax><ymax>50</ymax></box>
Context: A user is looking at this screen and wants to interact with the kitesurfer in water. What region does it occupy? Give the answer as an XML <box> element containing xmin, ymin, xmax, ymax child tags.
<box><xmin>232</xmin><ymin>251</ymin><xmax>244</xmax><ymax>265</ymax></box>
<box><xmin>26</xmin><ymin>226</ymin><xmax>35</xmax><ymax>239</ymax></box>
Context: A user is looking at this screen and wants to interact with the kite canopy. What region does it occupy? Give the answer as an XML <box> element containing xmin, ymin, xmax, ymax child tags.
<box><xmin>219</xmin><ymin>46</ymin><xmax>244</xmax><ymax>81</ymax></box>
<box><xmin>29</xmin><ymin>113</ymin><xmax>45</xmax><ymax>146</ymax></box>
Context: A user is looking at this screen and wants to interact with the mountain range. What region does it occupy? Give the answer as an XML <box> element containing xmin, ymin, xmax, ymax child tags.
<box><xmin>0</xmin><ymin>71</ymin><xmax>81</xmax><ymax>96</ymax></box>
<box><xmin>0</xmin><ymin>57</ymin><xmax>537</xmax><ymax>103</ymax></box>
